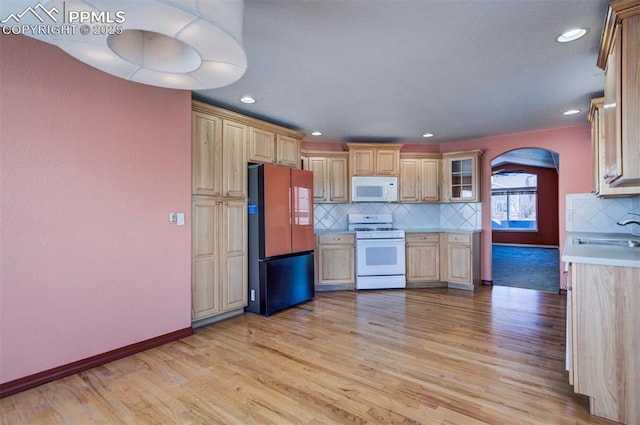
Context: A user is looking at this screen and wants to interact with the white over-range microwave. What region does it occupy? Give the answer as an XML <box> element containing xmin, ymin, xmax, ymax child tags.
<box><xmin>351</xmin><ymin>176</ymin><xmax>398</xmax><ymax>202</ymax></box>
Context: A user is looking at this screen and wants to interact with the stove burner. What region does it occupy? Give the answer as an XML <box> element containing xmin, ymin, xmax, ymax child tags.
<box><xmin>376</xmin><ymin>227</ymin><xmax>398</xmax><ymax>231</ymax></box>
<box><xmin>354</xmin><ymin>227</ymin><xmax>373</xmax><ymax>231</ymax></box>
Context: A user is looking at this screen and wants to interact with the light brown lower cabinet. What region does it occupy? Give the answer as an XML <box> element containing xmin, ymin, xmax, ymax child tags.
<box><xmin>440</xmin><ymin>232</ymin><xmax>481</xmax><ymax>291</ymax></box>
<box><xmin>192</xmin><ymin>197</ymin><xmax>248</xmax><ymax>322</ymax></box>
<box><xmin>316</xmin><ymin>233</ymin><xmax>355</xmax><ymax>290</ymax></box>
<box><xmin>405</xmin><ymin>233</ymin><xmax>444</xmax><ymax>288</ymax></box>
<box><xmin>314</xmin><ymin>231</ymin><xmax>481</xmax><ymax>292</ymax></box>
<box><xmin>567</xmin><ymin>262</ymin><xmax>639</xmax><ymax>425</ymax></box>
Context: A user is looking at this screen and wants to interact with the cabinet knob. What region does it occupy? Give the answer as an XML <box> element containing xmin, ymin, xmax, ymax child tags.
<box><xmin>333</xmin><ymin>237</ymin><xmax>341</xmax><ymax>241</ymax></box>
<box><xmin>603</xmin><ymin>174</ymin><xmax>609</xmax><ymax>180</ymax></box>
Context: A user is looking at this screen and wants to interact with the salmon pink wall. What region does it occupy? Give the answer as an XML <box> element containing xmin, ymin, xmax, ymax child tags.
<box><xmin>440</xmin><ymin>125</ymin><xmax>592</xmax><ymax>283</ymax></box>
<box><xmin>0</xmin><ymin>35</ymin><xmax>192</xmax><ymax>383</ymax></box>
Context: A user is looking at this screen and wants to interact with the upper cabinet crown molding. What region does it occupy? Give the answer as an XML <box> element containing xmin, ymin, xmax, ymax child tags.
<box><xmin>597</xmin><ymin>0</ymin><xmax>640</xmax><ymax>68</ymax></box>
<box><xmin>192</xmin><ymin>100</ymin><xmax>305</xmax><ymax>140</ymax></box>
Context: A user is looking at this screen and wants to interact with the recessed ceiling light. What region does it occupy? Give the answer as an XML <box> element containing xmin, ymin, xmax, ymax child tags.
<box><xmin>311</xmin><ymin>131</ymin><xmax>322</xmax><ymax>136</ymax></box>
<box><xmin>240</xmin><ymin>96</ymin><xmax>256</xmax><ymax>104</ymax></box>
<box><xmin>563</xmin><ymin>109</ymin><xmax>581</xmax><ymax>116</ymax></box>
<box><xmin>422</xmin><ymin>133</ymin><xmax>434</xmax><ymax>138</ymax></box>
<box><xmin>557</xmin><ymin>28</ymin><xmax>588</xmax><ymax>43</ymax></box>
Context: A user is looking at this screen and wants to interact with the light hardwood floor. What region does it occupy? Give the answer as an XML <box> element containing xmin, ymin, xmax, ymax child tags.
<box><xmin>1</xmin><ymin>287</ymin><xmax>616</xmax><ymax>424</ymax></box>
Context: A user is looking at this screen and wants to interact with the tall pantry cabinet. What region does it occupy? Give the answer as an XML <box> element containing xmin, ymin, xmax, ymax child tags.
<box><xmin>191</xmin><ymin>102</ymin><xmax>249</xmax><ymax>323</ymax></box>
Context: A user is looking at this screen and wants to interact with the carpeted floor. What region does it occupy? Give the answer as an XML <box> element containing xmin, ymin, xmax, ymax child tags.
<box><xmin>492</xmin><ymin>245</ymin><xmax>560</xmax><ymax>293</ymax></box>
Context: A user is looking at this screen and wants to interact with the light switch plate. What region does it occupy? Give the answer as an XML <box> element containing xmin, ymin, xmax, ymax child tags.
<box><xmin>177</xmin><ymin>213</ymin><xmax>185</xmax><ymax>226</ymax></box>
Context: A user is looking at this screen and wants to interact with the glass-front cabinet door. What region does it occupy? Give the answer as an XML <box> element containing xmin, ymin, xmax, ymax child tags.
<box><xmin>443</xmin><ymin>150</ymin><xmax>482</xmax><ymax>202</ymax></box>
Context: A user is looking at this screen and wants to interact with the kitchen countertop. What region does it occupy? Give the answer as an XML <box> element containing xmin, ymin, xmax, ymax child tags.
<box><xmin>314</xmin><ymin>228</ymin><xmax>481</xmax><ymax>235</ymax></box>
<box><xmin>562</xmin><ymin>232</ymin><xmax>640</xmax><ymax>268</ymax></box>
<box><xmin>404</xmin><ymin>228</ymin><xmax>481</xmax><ymax>234</ymax></box>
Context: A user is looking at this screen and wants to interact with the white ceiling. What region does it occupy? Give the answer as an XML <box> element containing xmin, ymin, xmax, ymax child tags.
<box><xmin>194</xmin><ymin>0</ymin><xmax>608</xmax><ymax>145</ymax></box>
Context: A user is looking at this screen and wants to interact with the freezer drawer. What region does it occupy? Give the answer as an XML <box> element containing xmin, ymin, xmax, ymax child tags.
<box><xmin>246</xmin><ymin>252</ymin><xmax>314</xmax><ymax>316</ymax></box>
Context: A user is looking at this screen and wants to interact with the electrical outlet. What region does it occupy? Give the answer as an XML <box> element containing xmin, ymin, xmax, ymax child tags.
<box><xmin>250</xmin><ymin>289</ymin><xmax>255</xmax><ymax>302</ymax></box>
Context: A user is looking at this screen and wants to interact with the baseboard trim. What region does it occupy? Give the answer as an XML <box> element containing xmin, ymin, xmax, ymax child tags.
<box><xmin>0</xmin><ymin>327</ymin><xmax>193</xmax><ymax>399</ymax></box>
<box><xmin>481</xmin><ymin>280</ymin><xmax>494</xmax><ymax>286</ymax></box>
<box><xmin>492</xmin><ymin>243</ymin><xmax>559</xmax><ymax>249</ymax></box>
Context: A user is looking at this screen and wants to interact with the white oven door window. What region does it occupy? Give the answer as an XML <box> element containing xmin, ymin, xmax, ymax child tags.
<box><xmin>356</xmin><ymin>239</ymin><xmax>406</xmax><ymax>276</ymax></box>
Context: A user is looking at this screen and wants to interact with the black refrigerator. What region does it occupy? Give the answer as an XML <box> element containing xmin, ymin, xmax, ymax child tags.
<box><xmin>246</xmin><ymin>163</ymin><xmax>315</xmax><ymax>316</ymax></box>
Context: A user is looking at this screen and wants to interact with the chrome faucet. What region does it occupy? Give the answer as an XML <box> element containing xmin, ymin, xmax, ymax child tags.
<box><xmin>617</xmin><ymin>212</ymin><xmax>640</xmax><ymax>227</ymax></box>
<box><xmin>617</xmin><ymin>219</ymin><xmax>640</xmax><ymax>226</ymax></box>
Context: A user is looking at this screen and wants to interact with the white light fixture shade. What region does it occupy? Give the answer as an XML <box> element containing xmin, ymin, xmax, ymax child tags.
<box><xmin>557</xmin><ymin>28</ymin><xmax>588</xmax><ymax>43</ymax></box>
<box><xmin>0</xmin><ymin>0</ymin><xmax>247</xmax><ymax>90</ymax></box>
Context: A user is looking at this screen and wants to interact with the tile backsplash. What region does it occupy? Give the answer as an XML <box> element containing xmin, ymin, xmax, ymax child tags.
<box><xmin>566</xmin><ymin>193</ymin><xmax>640</xmax><ymax>235</ymax></box>
<box><xmin>313</xmin><ymin>202</ymin><xmax>482</xmax><ymax>231</ymax></box>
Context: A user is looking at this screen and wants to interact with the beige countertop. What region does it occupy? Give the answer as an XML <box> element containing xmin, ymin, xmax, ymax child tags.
<box><xmin>562</xmin><ymin>232</ymin><xmax>640</xmax><ymax>268</ymax></box>
<box><xmin>314</xmin><ymin>228</ymin><xmax>481</xmax><ymax>235</ymax></box>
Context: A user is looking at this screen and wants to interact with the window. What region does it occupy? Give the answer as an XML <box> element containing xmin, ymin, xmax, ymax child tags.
<box><xmin>491</xmin><ymin>172</ymin><xmax>537</xmax><ymax>230</ymax></box>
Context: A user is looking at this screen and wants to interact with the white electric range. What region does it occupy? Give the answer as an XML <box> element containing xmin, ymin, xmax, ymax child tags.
<box><xmin>347</xmin><ymin>213</ymin><xmax>406</xmax><ymax>290</ymax></box>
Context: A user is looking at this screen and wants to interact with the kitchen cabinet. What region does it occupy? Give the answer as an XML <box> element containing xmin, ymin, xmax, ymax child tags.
<box><xmin>567</xmin><ymin>262</ymin><xmax>639</xmax><ymax>424</ymax></box>
<box><xmin>440</xmin><ymin>232</ymin><xmax>481</xmax><ymax>291</ymax></box>
<box><xmin>276</xmin><ymin>135</ymin><xmax>301</xmax><ymax>168</ymax></box>
<box><xmin>191</xmin><ymin>100</ymin><xmax>304</xmax><ymax>323</ymax></box>
<box><xmin>399</xmin><ymin>154</ymin><xmax>441</xmax><ymax>203</ymax></box>
<box><xmin>345</xmin><ymin>143</ymin><xmax>402</xmax><ymax>177</ymax></box>
<box><xmin>192</xmin><ymin>112</ymin><xmax>247</xmax><ymax>198</ymax></box>
<box><xmin>597</xmin><ymin>1</ymin><xmax>640</xmax><ymax>187</ymax></box>
<box><xmin>442</xmin><ymin>150</ymin><xmax>482</xmax><ymax>202</ymax></box>
<box><xmin>248</xmin><ymin>129</ymin><xmax>304</xmax><ymax>168</ymax></box>
<box><xmin>316</xmin><ymin>233</ymin><xmax>355</xmax><ymax>290</ymax></box>
<box><xmin>301</xmin><ymin>150</ymin><xmax>349</xmax><ymax>203</ymax></box>
<box><xmin>405</xmin><ymin>233</ymin><xmax>443</xmax><ymax>287</ymax></box>
<box><xmin>588</xmin><ymin>97</ymin><xmax>639</xmax><ymax>197</ymax></box>
<box><xmin>249</xmin><ymin>127</ymin><xmax>276</xmax><ymax>164</ymax></box>
<box><xmin>192</xmin><ymin>197</ymin><xmax>248</xmax><ymax>321</ymax></box>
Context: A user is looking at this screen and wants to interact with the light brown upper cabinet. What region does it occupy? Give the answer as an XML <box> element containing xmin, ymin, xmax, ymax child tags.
<box><xmin>302</xmin><ymin>150</ymin><xmax>349</xmax><ymax>203</ymax></box>
<box><xmin>399</xmin><ymin>153</ymin><xmax>441</xmax><ymax>203</ymax></box>
<box><xmin>588</xmin><ymin>97</ymin><xmax>639</xmax><ymax>197</ymax></box>
<box><xmin>192</xmin><ymin>111</ymin><xmax>247</xmax><ymax>198</ymax></box>
<box><xmin>249</xmin><ymin>127</ymin><xmax>276</xmax><ymax>164</ymax></box>
<box><xmin>441</xmin><ymin>150</ymin><xmax>482</xmax><ymax>203</ymax></box>
<box><xmin>345</xmin><ymin>143</ymin><xmax>402</xmax><ymax>177</ymax></box>
<box><xmin>597</xmin><ymin>1</ymin><xmax>640</xmax><ymax>187</ymax></box>
<box><xmin>275</xmin><ymin>135</ymin><xmax>301</xmax><ymax>168</ymax></box>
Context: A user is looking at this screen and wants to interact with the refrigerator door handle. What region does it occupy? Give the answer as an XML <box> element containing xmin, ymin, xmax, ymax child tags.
<box><xmin>289</xmin><ymin>186</ymin><xmax>292</xmax><ymax>224</ymax></box>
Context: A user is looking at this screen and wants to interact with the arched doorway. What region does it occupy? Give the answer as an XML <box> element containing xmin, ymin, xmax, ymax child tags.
<box><xmin>490</xmin><ymin>148</ymin><xmax>560</xmax><ymax>292</ymax></box>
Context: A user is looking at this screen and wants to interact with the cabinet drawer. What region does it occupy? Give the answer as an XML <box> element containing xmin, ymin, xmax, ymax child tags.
<box><xmin>406</xmin><ymin>233</ymin><xmax>439</xmax><ymax>243</ymax></box>
<box><xmin>447</xmin><ymin>233</ymin><xmax>471</xmax><ymax>243</ymax></box>
<box><xmin>318</xmin><ymin>233</ymin><xmax>355</xmax><ymax>245</ymax></box>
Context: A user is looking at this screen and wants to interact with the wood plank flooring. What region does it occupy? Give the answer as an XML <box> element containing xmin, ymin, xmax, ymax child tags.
<box><xmin>1</xmin><ymin>286</ymin><xmax>617</xmax><ymax>424</ymax></box>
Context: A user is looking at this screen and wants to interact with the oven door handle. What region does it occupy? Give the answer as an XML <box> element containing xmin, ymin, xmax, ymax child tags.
<box><xmin>356</xmin><ymin>238</ymin><xmax>405</xmax><ymax>245</ymax></box>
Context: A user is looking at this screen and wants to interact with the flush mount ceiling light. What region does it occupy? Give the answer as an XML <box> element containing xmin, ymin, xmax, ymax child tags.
<box><xmin>240</xmin><ymin>96</ymin><xmax>256</xmax><ymax>104</ymax></box>
<box><xmin>0</xmin><ymin>0</ymin><xmax>247</xmax><ymax>90</ymax></box>
<box><xmin>557</xmin><ymin>28</ymin><xmax>589</xmax><ymax>43</ymax></box>
<box><xmin>311</xmin><ymin>131</ymin><xmax>322</xmax><ymax>136</ymax></box>
<box><xmin>422</xmin><ymin>133</ymin><xmax>434</xmax><ymax>138</ymax></box>
<box><xmin>563</xmin><ymin>109</ymin><xmax>581</xmax><ymax>115</ymax></box>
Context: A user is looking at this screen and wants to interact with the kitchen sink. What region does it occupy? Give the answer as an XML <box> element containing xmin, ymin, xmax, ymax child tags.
<box><xmin>574</xmin><ymin>238</ymin><xmax>640</xmax><ymax>248</ymax></box>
